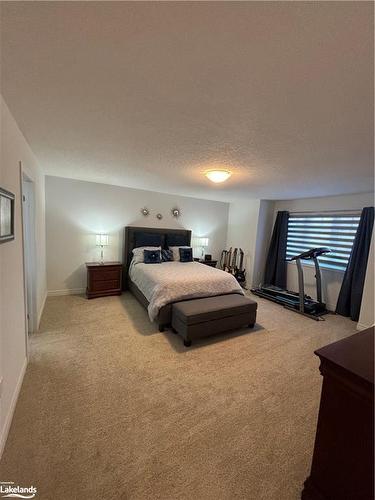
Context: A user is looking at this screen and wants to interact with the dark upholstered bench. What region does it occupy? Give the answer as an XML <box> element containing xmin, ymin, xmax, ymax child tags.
<box><xmin>171</xmin><ymin>294</ymin><xmax>257</xmax><ymax>347</ymax></box>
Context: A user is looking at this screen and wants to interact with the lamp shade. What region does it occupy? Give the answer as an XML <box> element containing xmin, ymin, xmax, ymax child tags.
<box><xmin>96</xmin><ymin>234</ymin><xmax>109</xmax><ymax>246</ymax></box>
<box><xmin>192</xmin><ymin>237</ymin><xmax>209</xmax><ymax>248</ymax></box>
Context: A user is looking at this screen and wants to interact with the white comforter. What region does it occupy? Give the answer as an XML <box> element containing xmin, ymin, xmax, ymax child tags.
<box><xmin>129</xmin><ymin>261</ymin><xmax>244</xmax><ymax>321</ymax></box>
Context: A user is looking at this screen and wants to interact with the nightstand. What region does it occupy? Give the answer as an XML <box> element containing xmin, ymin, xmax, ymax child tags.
<box><xmin>86</xmin><ymin>262</ymin><xmax>122</xmax><ymax>299</ymax></box>
<box><xmin>198</xmin><ymin>259</ymin><xmax>218</xmax><ymax>268</ymax></box>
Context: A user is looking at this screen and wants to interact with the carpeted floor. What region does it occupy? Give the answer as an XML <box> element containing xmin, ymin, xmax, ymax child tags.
<box><xmin>0</xmin><ymin>292</ymin><xmax>356</xmax><ymax>500</ymax></box>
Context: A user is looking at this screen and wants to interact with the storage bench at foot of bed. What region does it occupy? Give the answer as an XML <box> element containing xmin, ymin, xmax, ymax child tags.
<box><xmin>171</xmin><ymin>294</ymin><xmax>257</xmax><ymax>347</ymax></box>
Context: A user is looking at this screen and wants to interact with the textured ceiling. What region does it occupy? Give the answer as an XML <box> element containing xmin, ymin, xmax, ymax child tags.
<box><xmin>1</xmin><ymin>1</ymin><xmax>373</xmax><ymax>202</ymax></box>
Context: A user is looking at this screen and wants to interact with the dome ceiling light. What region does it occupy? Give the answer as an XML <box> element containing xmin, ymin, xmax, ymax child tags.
<box><xmin>205</xmin><ymin>170</ymin><xmax>232</xmax><ymax>183</ymax></box>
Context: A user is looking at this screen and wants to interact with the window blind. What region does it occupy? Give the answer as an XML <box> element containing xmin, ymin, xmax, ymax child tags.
<box><xmin>286</xmin><ymin>212</ymin><xmax>361</xmax><ymax>271</ymax></box>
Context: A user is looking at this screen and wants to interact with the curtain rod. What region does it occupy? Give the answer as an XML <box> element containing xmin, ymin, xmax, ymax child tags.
<box><xmin>290</xmin><ymin>209</ymin><xmax>362</xmax><ymax>215</ymax></box>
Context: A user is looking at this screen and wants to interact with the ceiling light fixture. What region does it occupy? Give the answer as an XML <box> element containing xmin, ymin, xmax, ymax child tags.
<box><xmin>205</xmin><ymin>170</ymin><xmax>232</xmax><ymax>183</ymax></box>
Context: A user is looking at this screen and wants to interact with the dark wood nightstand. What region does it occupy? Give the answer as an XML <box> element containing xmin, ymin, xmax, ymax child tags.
<box><xmin>197</xmin><ymin>259</ymin><xmax>217</xmax><ymax>268</ymax></box>
<box><xmin>86</xmin><ymin>262</ymin><xmax>122</xmax><ymax>299</ymax></box>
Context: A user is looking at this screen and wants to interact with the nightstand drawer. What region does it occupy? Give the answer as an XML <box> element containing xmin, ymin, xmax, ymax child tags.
<box><xmin>92</xmin><ymin>279</ymin><xmax>120</xmax><ymax>291</ymax></box>
<box><xmin>90</xmin><ymin>269</ymin><xmax>120</xmax><ymax>282</ymax></box>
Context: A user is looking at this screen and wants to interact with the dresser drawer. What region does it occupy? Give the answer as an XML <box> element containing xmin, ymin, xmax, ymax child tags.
<box><xmin>86</xmin><ymin>262</ymin><xmax>123</xmax><ymax>299</ymax></box>
<box><xmin>91</xmin><ymin>279</ymin><xmax>120</xmax><ymax>291</ymax></box>
<box><xmin>90</xmin><ymin>269</ymin><xmax>121</xmax><ymax>282</ymax></box>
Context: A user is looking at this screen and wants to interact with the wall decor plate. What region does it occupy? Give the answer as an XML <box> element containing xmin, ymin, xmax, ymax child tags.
<box><xmin>0</xmin><ymin>187</ymin><xmax>15</xmax><ymax>243</ymax></box>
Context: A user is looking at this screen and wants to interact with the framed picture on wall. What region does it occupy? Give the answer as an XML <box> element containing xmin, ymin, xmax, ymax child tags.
<box><xmin>0</xmin><ymin>187</ymin><xmax>15</xmax><ymax>243</ymax></box>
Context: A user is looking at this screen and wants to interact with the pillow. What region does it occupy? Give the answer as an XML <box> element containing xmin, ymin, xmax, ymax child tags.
<box><xmin>169</xmin><ymin>246</ymin><xmax>190</xmax><ymax>261</ymax></box>
<box><xmin>179</xmin><ymin>247</ymin><xmax>193</xmax><ymax>262</ymax></box>
<box><xmin>161</xmin><ymin>249</ymin><xmax>173</xmax><ymax>262</ymax></box>
<box><xmin>132</xmin><ymin>246</ymin><xmax>161</xmax><ymax>265</ymax></box>
<box><xmin>144</xmin><ymin>249</ymin><xmax>162</xmax><ymax>264</ymax></box>
<box><xmin>135</xmin><ymin>232</ymin><xmax>164</xmax><ymax>248</ymax></box>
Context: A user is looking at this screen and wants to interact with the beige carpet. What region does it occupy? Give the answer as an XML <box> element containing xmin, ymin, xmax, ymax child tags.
<box><xmin>0</xmin><ymin>292</ymin><xmax>356</xmax><ymax>500</ymax></box>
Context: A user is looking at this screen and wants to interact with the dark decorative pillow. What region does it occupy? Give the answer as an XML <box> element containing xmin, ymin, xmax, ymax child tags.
<box><xmin>179</xmin><ymin>247</ymin><xmax>193</xmax><ymax>262</ymax></box>
<box><xmin>144</xmin><ymin>249</ymin><xmax>161</xmax><ymax>264</ymax></box>
<box><xmin>161</xmin><ymin>249</ymin><xmax>173</xmax><ymax>262</ymax></box>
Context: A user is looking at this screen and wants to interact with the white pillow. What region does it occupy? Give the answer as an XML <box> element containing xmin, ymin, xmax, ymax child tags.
<box><xmin>132</xmin><ymin>246</ymin><xmax>161</xmax><ymax>265</ymax></box>
<box><xmin>169</xmin><ymin>246</ymin><xmax>191</xmax><ymax>262</ymax></box>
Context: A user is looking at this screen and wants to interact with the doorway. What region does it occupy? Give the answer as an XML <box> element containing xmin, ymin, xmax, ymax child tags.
<box><xmin>21</xmin><ymin>170</ymin><xmax>37</xmax><ymax>336</ymax></box>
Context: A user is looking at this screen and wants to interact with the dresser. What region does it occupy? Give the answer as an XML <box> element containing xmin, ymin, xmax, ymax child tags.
<box><xmin>86</xmin><ymin>262</ymin><xmax>122</xmax><ymax>299</ymax></box>
<box><xmin>302</xmin><ymin>327</ymin><xmax>374</xmax><ymax>500</ymax></box>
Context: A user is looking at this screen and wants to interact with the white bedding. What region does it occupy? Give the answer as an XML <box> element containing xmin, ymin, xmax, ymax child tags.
<box><xmin>129</xmin><ymin>261</ymin><xmax>244</xmax><ymax>321</ymax></box>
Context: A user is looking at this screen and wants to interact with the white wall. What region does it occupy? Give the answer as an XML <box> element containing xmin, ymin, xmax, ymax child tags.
<box><xmin>226</xmin><ymin>199</ymin><xmax>275</xmax><ymax>288</ymax></box>
<box><xmin>45</xmin><ymin>176</ymin><xmax>229</xmax><ymax>294</ymax></box>
<box><xmin>226</xmin><ymin>200</ymin><xmax>261</xmax><ymax>286</ymax></box>
<box><xmin>358</xmin><ymin>232</ymin><xmax>374</xmax><ymax>329</ymax></box>
<box><xmin>273</xmin><ymin>192</ymin><xmax>374</xmax><ymax>313</ymax></box>
<box><xmin>0</xmin><ymin>96</ymin><xmax>46</xmax><ymax>456</ymax></box>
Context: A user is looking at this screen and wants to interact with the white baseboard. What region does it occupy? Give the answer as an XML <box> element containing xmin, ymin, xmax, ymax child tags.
<box><xmin>0</xmin><ymin>357</ymin><xmax>27</xmax><ymax>459</ymax></box>
<box><xmin>47</xmin><ymin>288</ymin><xmax>85</xmax><ymax>297</ymax></box>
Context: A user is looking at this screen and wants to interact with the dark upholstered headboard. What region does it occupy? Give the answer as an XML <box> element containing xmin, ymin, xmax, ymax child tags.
<box><xmin>123</xmin><ymin>226</ymin><xmax>191</xmax><ymax>288</ymax></box>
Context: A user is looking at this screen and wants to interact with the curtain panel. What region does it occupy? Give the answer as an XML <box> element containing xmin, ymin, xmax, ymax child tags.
<box><xmin>264</xmin><ymin>211</ymin><xmax>289</xmax><ymax>288</ymax></box>
<box><xmin>336</xmin><ymin>206</ymin><xmax>374</xmax><ymax>321</ymax></box>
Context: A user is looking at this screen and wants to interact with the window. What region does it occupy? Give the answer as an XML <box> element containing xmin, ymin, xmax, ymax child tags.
<box><xmin>287</xmin><ymin>213</ymin><xmax>360</xmax><ymax>271</ymax></box>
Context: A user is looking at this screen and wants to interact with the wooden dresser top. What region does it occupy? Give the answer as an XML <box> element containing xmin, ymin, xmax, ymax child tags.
<box><xmin>315</xmin><ymin>327</ymin><xmax>374</xmax><ymax>385</ymax></box>
<box><xmin>86</xmin><ymin>261</ymin><xmax>122</xmax><ymax>267</ymax></box>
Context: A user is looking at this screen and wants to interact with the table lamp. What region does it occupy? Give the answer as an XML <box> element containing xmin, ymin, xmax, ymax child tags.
<box><xmin>192</xmin><ymin>237</ymin><xmax>209</xmax><ymax>259</ymax></box>
<box><xmin>96</xmin><ymin>234</ymin><xmax>109</xmax><ymax>264</ymax></box>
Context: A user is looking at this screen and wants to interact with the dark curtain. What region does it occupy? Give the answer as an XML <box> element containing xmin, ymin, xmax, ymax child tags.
<box><xmin>264</xmin><ymin>211</ymin><xmax>289</xmax><ymax>288</ymax></box>
<box><xmin>336</xmin><ymin>207</ymin><xmax>374</xmax><ymax>321</ymax></box>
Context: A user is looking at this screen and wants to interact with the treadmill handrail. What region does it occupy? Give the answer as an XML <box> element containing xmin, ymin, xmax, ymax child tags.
<box><xmin>289</xmin><ymin>247</ymin><xmax>330</xmax><ymax>261</ymax></box>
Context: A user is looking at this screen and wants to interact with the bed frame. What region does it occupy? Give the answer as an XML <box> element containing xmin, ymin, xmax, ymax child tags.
<box><xmin>123</xmin><ymin>226</ymin><xmax>192</xmax><ymax>330</ymax></box>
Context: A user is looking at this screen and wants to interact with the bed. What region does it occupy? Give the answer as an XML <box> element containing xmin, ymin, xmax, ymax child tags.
<box><xmin>123</xmin><ymin>226</ymin><xmax>244</xmax><ymax>330</ymax></box>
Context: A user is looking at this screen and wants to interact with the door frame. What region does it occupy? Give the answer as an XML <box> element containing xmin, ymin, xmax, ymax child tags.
<box><xmin>20</xmin><ymin>162</ymin><xmax>38</xmax><ymax>344</ymax></box>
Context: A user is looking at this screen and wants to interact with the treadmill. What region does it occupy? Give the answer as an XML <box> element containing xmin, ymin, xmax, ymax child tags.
<box><xmin>251</xmin><ymin>247</ymin><xmax>331</xmax><ymax>320</ymax></box>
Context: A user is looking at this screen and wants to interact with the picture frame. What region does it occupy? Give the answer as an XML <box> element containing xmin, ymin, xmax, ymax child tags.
<box><xmin>0</xmin><ymin>187</ymin><xmax>15</xmax><ymax>243</ymax></box>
